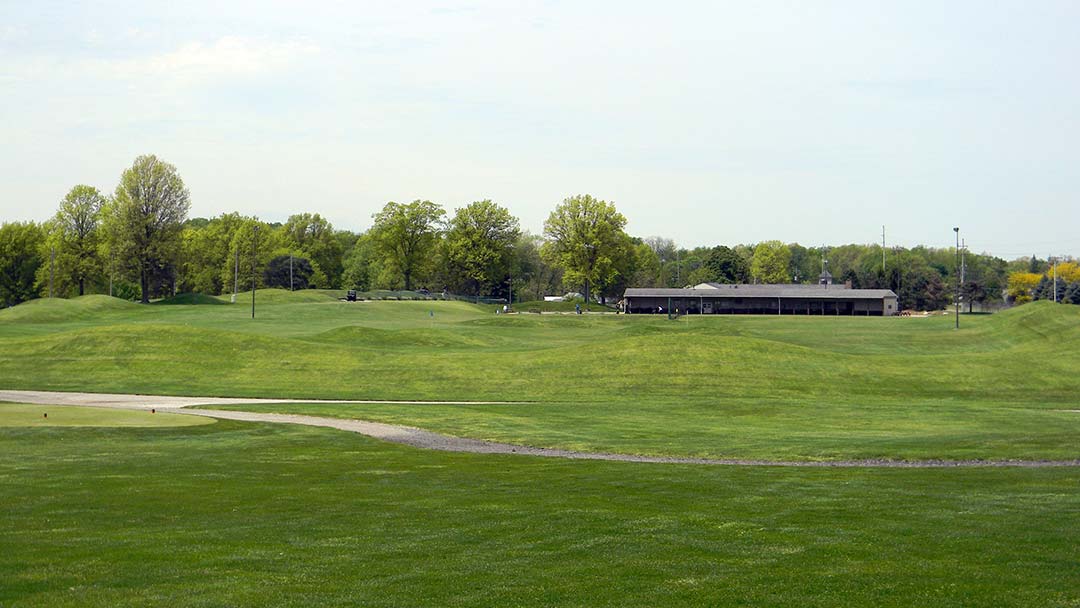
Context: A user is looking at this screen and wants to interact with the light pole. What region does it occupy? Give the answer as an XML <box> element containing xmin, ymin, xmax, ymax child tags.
<box><xmin>252</xmin><ymin>225</ymin><xmax>258</xmax><ymax>319</ymax></box>
<box><xmin>953</xmin><ymin>227</ymin><xmax>960</xmax><ymax>329</ymax></box>
<box><xmin>1052</xmin><ymin>256</ymin><xmax>1058</xmax><ymax>302</ymax></box>
<box><xmin>583</xmin><ymin>242</ymin><xmax>595</xmax><ymax>312</ymax></box>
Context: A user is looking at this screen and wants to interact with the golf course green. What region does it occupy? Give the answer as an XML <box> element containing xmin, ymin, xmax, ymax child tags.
<box><xmin>1</xmin><ymin>292</ymin><xmax>1078</xmax><ymax>606</ymax></box>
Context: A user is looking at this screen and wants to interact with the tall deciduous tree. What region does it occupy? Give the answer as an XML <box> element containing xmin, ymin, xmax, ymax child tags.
<box><xmin>107</xmin><ymin>155</ymin><xmax>190</xmax><ymax>303</ymax></box>
<box><xmin>280</xmin><ymin>213</ymin><xmax>344</xmax><ymax>287</ymax></box>
<box><xmin>178</xmin><ymin>213</ymin><xmax>248</xmax><ymax>295</ymax></box>
<box><xmin>0</xmin><ymin>222</ymin><xmax>45</xmax><ymax>308</ymax></box>
<box><xmin>39</xmin><ymin>185</ymin><xmax>106</xmax><ymax>296</ymax></box>
<box><xmin>750</xmin><ymin>241</ymin><xmax>792</xmax><ymax>284</ymax></box>
<box><xmin>542</xmin><ymin>194</ymin><xmax>630</xmax><ymax>308</ymax></box>
<box><xmin>704</xmin><ymin>245</ymin><xmax>750</xmax><ymax>284</ymax></box>
<box><xmin>1007</xmin><ymin>272</ymin><xmax>1041</xmax><ymax>304</ymax></box>
<box><xmin>444</xmin><ymin>200</ymin><xmax>520</xmax><ymax>296</ymax></box>
<box><xmin>370</xmin><ymin>200</ymin><xmax>445</xmax><ymax>290</ymax></box>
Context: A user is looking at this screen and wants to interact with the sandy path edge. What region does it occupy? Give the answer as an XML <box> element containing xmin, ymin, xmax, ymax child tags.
<box><xmin>3</xmin><ymin>390</ymin><xmax>1079</xmax><ymax>468</ymax></box>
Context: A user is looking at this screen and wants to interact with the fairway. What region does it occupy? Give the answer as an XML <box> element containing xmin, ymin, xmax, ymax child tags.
<box><xmin>0</xmin><ymin>403</ymin><xmax>214</xmax><ymax>427</ymax></box>
<box><xmin>2</xmin><ymin>293</ymin><xmax>1080</xmax><ymax>606</ymax></box>
<box><xmin>2</xmin><ymin>293</ymin><xmax>1079</xmax><ymax>461</ymax></box>
<box><xmin>2</xmin><ymin>420</ymin><xmax>1078</xmax><ymax>607</ymax></box>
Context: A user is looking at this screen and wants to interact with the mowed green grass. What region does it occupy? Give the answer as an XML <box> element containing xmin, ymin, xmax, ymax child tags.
<box><xmin>2</xmin><ymin>421</ymin><xmax>1078</xmax><ymax>607</ymax></box>
<box><xmin>2</xmin><ymin>293</ymin><xmax>1079</xmax><ymax>460</ymax></box>
<box><xmin>0</xmin><ymin>403</ymin><xmax>214</xmax><ymax>427</ymax></box>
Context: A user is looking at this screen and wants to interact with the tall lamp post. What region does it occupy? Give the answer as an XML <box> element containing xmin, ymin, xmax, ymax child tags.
<box><xmin>507</xmin><ymin>245</ymin><xmax>513</xmax><ymax>312</ymax></box>
<box><xmin>252</xmin><ymin>225</ymin><xmax>258</xmax><ymax>319</ymax></box>
<box><xmin>953</xmin><ymin>227</ymin><xmax>960</xmax><ymax>329</ymax></box>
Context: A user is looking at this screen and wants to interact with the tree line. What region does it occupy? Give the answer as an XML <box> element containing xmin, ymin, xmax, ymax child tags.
<box><xmin>1</xmin><ymin>154</ymin><xmax>1074</xmax><ymax>310</ymax></box>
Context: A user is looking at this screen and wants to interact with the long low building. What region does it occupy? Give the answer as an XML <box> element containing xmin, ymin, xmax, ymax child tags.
<box><xmin>623</xmin><ymin>276</ymin><xmax>899</xmax><ymax>316</ymax></box>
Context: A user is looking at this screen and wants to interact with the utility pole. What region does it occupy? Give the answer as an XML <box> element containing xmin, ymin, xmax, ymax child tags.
<box><xmin>1052</xmin><ymin>255</ymin><xmax>1058</xmax><ymax>302</ymax></box>
<box><xmin>49</xmin><ymin>247</ymin><xmax>55</xmax><ymax>298</ymax></box>
<box><xmin>882</xmin><ymin>225</ymin><xmax>886</xmax><ymax>276</ymax></box>
<box><xmin>233</xmin><ymin>248</ymin><xmax>239</xmax><ymax>303</ymax></box>
<box><xmin>953</xmin><ymin>227</ymin><xmax>960</xmax><ymax>329</ymax></box>
<box><xmin>252</xmin><ymin>226</ymin><xmax>258</xmax><ymax>319</ymax></box>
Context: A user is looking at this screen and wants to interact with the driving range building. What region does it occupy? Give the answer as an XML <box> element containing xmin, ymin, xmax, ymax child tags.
<box><xmin>623</xmin><ymin>277</ymin><xmax>898</xmax><ymax>316</ymax></box>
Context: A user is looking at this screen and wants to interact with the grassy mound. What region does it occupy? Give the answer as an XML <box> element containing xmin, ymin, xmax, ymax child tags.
<box><xmin>154</xmin><ymin>293</ymin><xmax>229</xmax><ymax>305</ymax></box>
<box><xmin>0</xmin><ymin>295</ymin><xmax>139</xmax><ymax>323</ymax></box>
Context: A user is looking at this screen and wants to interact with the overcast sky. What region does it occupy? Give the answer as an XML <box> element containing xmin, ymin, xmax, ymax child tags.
<box><xmin>2</xmin><ymin>1</ymin><xmax>1078</xmax><ymax>258</ymax></box>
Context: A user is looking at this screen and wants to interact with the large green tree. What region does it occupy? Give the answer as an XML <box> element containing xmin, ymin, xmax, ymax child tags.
<box><xmin>107</xmin><ymin>155</ymin><xmax>190</xmax><ymax>303</ymax></box>
<box><xmin>280</xmin><ymin>213</ymin><xmax>344</xmax><ymax>287</ymax></box>
<box><xmin>542</xmin><ymin>194</ymin><xmax>630</xmax><ymax>309</ymax></box>
<box><xmin>750</xmin><ymin>241</ymin><xmax>792</xmax><ymax>284</ymax></box>
<box><xmin>227</xmin><ymin>218</ymin><xmax>284</xmax><ymax>292</ymax></box>
<box><xmin>443</xmin><ymin>200</ymin><xmax>521</xmax><ymax>296</ymax></box>
<box><xmin>37</xmin><ymin>185</ymin><xmax>106</xmax><ymax>296</ymax></box>
<box><xmin>178</xmin><ymin>213</ymin><xmax>249</xmax><ymax>296</ymax></box>
<box><xmin>0</xmin><ymin>222</ymin><xmax>45</xmax><ymax>308</ymax></box>
<box><xmin>341</xmin><ymin>232</ymin><xmax>380</xmax><ymax>292</ymax></box>
<box><xmin>704</xmin><ymin>245</ymin><xmax>750</xmax><ymax>284</ymax></box>
<box><xmin>370</xmin><ymin>200</ymin><xmax>445</xmax><ymax>290</ymax></box>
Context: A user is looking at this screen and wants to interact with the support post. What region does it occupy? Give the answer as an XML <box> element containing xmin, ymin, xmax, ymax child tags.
<box><xmin>953</xmin><ymin>227</ymin><xmax>960</xmax><ymax>329</ymax></box>
<box><xmin>252</xmin><ymin>226</ymin><xmax>258</xmax><ymax>319</ymax></box>
<box><xmin>233</xmin><ymin>248</ymin><xmax>239</xmax><ymax>303</ymax></box>
<box><xmin>49</xmin><ymin>247</ymin><xmax>55</xmax><ymax>298</ymax></box>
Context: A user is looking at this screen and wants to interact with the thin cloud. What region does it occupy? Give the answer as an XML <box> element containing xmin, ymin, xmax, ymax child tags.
<box><xmin>89</xmin><ymin>36</ymin><xmax>321</xmax><ymax>82</ymax></box>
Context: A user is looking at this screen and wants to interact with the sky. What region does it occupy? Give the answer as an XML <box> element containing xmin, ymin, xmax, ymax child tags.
<box><xmin>2</xmin><ymin>1</ymin><xmax>1078</xmax><ymax>259</ymax></box>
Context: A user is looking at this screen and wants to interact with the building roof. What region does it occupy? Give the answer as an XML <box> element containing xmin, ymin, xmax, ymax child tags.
<box><xmin>624</xmin><ymin>285</ymin><xmax>897</xmax><ymax>300</ymax></box>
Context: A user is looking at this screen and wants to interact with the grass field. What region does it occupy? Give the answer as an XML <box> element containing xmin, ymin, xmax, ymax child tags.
<box><xmin>2</xmin><ymin>418</ymin><xmax>1078</xmax><ymax>607</ymax></box>
<box><xmin>2</xmin><ymin>293</ymin><xmax>1079</xmax><ymax>606</ymax></box>
<box><xmin>1</xmin><ymin>292</ymin><xmax>1079</xmax><ymax>460</ymax></box>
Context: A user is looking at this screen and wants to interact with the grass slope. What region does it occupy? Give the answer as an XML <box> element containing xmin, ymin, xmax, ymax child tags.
<box><xmin>153</xmin><ymin>293</ymin><xmax>229</xmax><ymax>305</ymax></box>
<box><xmin>1</xmin><ymin>295</ymin><xmax>1078</xmax><ymax>459</ymax></box>
<box><xmin>2</xmin><ymin>421</ymin><xmax>1078</xmax><ymax>607</ymax></box>
<box><xmin>0</xmin><ymin>403</ymin><xmax>214</xmax><ymax>427</ymax></box>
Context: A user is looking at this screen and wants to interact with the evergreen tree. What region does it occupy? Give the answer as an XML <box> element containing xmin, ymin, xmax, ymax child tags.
<box><xmin>1064</xmin><ymin>281</ymin><xmax>1080</xmax><ymax>305</ymax></box>
<box><xmin>1032</xmin><ymin>275</ymin><xmax>1051</xmax><ymax>301</ymax></box>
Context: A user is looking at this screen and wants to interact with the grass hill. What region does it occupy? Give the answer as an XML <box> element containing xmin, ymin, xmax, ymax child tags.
<box><xmin>1</xmin><ymin>295</ymin><xmax>1078</xmax><ymax>460</ymax></box>
<box><xmin>153</xmin><ymin>293</ymin><xmax>229</xmax><ymax>305</ymax></box>
<box><xmin>0</xmin><ymin>295</ymin><xmax>139</xmax><ymax>324</ymax></box>
<box><xmin>3</xmin><ymin>296</ymin><xmax>1079</xmax><ymax>605</ymax></box>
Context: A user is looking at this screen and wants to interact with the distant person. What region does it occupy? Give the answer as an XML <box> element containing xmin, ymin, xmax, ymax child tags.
<box><xmin>575</xmin><ymin>303</ymin><xmax>581</xmax><ymax>315</ymax></box>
